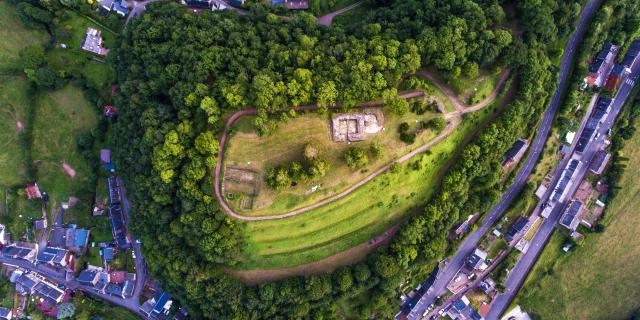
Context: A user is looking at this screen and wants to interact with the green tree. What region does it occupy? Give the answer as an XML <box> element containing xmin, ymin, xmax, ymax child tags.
<box><xmin>343</xmin><ymin>147</ymin><xmax>369</xmax><ymax>169</ymax></box>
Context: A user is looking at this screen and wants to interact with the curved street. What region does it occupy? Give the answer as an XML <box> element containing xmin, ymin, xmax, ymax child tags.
<box><xmin>405</xmin><ymin>0</ymin><xmax>603</xmax><ymax>319</ymax></box>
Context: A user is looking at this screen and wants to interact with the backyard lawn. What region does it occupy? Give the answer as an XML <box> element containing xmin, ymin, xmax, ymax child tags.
<box><xmin>224</xmin><ymin>106</ymin><xmax>441</xmax><ymax>215</ymax></box>
<box><xmin>516</xmin><ymin>124</ymin><xmax>640</xmax><ymax>319</ymax></box>
<box><xmin>0</xmin><ymin>77</ymin><xmax>33</xmax><ymax>188</ymax></box>
<box><xmin>234</xmin><ymin>80</ymin><xmax>514</xmax><ymax>269</ymax></box>
<box><xmin>31</xmin><ymin>85</ymin><xmax>97</xmax><ymax>223</ymax></box>
<box><xmin>0</xmin><ymin>1</ymin><xmax>48</xmax><ymax>72</ymax></box>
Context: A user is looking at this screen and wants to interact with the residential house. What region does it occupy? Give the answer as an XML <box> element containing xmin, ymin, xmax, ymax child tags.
<box><xmin>186</xmin><ymin>0</ymin><xmax>212</xmax><ymax>8</ymax></box>
<box><xmin>589</xmin><ymin>150</ymin><xmax>611</xmax><ymax>175</ymax></box>
<box><xmin>102</xmin><ymin>247</ymin><xmax>114</xmax><ymax>265</ymax></box>
<box><xmin>99</xmin><ymin>0</ymin><xmax>129</xmax><ymax>16</ymax></box>
<box><xmin>211</xmin><ymin>1</ymin><xmax>228</xmax><ymax>10</ymax></box>
<box><xmin>622</xmin><ymin>40</ymin><xmax>640</xmax><ymax>70</ymax></box>
<box><xmin>36</xmin><ymin>247</ymin><xmax>70</xmax><ymax>268</ymax></box>
<box><xmin>559</xmin><ymin>200</ymin><xmax>583</xmax><ymax>231</ymax></box>
<box><xmin>140</xmin><ymin>292</ymin><xmax>172</xmax><ymax>319</ymax></box>
<box><xmin>228</xmin><ymin>0</ymin><xmax>245</xmax><ymax>7</ymax></box>
<box><xmin>587</xmin><ymin>42</ymin><xmax>619</xmax><ymax>87</ymax></box>
<box><xmin>110</xmin><ymin>205</ymin><xmax>130</xmax><ymax>248</ymax></box>
<box><xmin>65</xmin><ymin>226</ymin><xmax>90</xmax><ymax>253</ymax></box>
<box><xmin>173</xmin><ymin>307</ymin><xmax>188</xmax><ymax>320</ymax></box>
<box><xmin>505</xmin><ymin>216</ymin><xmax>528</xmax><ymax>243</ymax></box>
<box><xmin>77</xmin><ymin>268</ymin><xmax>101</xmax><ymax>286</ymax></box>
<box><xmin>25</xmin><ymin>183</ymin><xmax>42</xmax><ymax>200</ymax></box>
<box><xmin>108</xmin><ymin>176</ymin><xmax>121</xmax><ymax>204</ymax></box>
<box><xmin>33</xmin><ymin>281</ymin><xmax>65</xmax><ymax>304</ymax></box>
<box><xmin>0</xmin><ymin>307</ymin><xmax>12</xmax><ymax>320</ymax></box>
<box><xmin>465</xmin><ymin>248</ymin><xmax>488</xmax><ymax>271</ymax></box>
<box><xmin>105</xmin><ymin>280</ymin><xmax>134</xmax><ymax>299</ymax></box>
<box><xmin>3</xmin><ymin>242</ymin><xmax>38</xmax><ymax>262</ymax></box>
<box><xmin>284</xmin><ymin>0</ymin><xmax>308</xmax><ymax>9</ymax></box>
<box><xmin>501</xmin><ymin>139</ymin><xmax>528</xmax><ymax>169</ymax></box>
<box><xmin>81</xmin><ymin>27</ymin><xmax>108</xmax><ymax>55</ymax></box>
<box><xmin>447</xmin><ymin>295</ymin><xmax>484</xmax><ymax>320</ymax></box>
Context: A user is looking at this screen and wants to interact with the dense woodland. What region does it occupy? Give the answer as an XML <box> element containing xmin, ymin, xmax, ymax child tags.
<box><xmin>107</xmin><ymin>0</ymin><xmax>587</xmax><ymax>318</ymax></box>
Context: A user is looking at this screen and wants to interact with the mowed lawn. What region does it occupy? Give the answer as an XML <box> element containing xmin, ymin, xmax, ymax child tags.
<box><xmin>235</xmin><ymin>81</ymin><xmax>512</xmax><ymax>269</ymax></box>
<box><xmin>0</xmin><ymin>1</ymin><xmax>48</xmax><ymax>72</ymax></box>
<box><xmin>0</xmin><ymin>77</ymin><xmax>33</xmax><ymax>187</ymax></box>
<box><xmin>31</xmin><ymin>85</ymin><xmax>97</xmax><ymax>217</ymax></box>
<box><xmin>516</xmin><ymin>130</ymin><xmax>640</xmax><ymax>319</ymax></box>
<box><xmin>224</xmin><ymin>108</ymin><xmax>440</xmax><ymax>215</ymax></box>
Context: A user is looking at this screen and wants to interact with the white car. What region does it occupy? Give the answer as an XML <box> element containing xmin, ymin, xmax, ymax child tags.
<box><xmin>132</xmin><ymin>251</ymin><xmax>137</xmax><ymax>259</ymax></box>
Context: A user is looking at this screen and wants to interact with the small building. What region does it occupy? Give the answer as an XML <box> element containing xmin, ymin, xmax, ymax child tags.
<box><xmin>102</xmin><ymin>247</ymin><xmax>114</xmax><ymax>264</ymax></box>
<box><xmin>558</xmin><ymin>144</ymin><xmax>571</xmax><ymax>157</ymax></box>
<box><xmin>3</xmin><ymin>242</ymin><xmax>38</xmax><ymax>262</ymax></box>
<box><xmin>104</xmin><ymin>105</ymin><xmax>117</xmax><ymax>117</ymax></box>
<box><xmin>25</xmin><ymin>183</ymin><xmax>42</xmax><ymax>200</ymax></box>
<box><xmin>211</xmin><ymin>1</ymin><xmax>228</xmax><ymax>10</ymax></box>
<box><xmin>589</xmin><ymin>150</ymin><xmax>611</xmax><ymax>175</ymax></box>
<box><xmin>100</xmin><ymin>149</ymin><xmax>111</xmax><ymax>164</ymax></box>
<box><xmin>112</xmin><ymin>1</ymin><xmax>129</xmax><ymax>16</ymax></box>
<box><xmin>186</xmin><ymin>0</ymin><xmax>212</xmax><ymax>9</ymax></box>
<box><xmin>81</xmin><ymin>27</ymin><xmax>108</xmax><ymax>56</ymax></box>
<box><xmin>285</xmin><ymin>0</ymin><xmax>308</xmax><ymax>9</ymax></box>
<box><xmin>505</xmin><ymin>216</ymin><xmax>528</xmax><ymax>243</ymax></box>
<box><xmin>479</xmin><ymin>278</ymin><xmax>496</xmax><ymax>294</ymax></box>
<box><xmin>77</xmin><ymin>268</ymin><xmax>101</xmax><ymax>286</ymax></box>
<box><xmin>98</xmin><ymin>0</ymin><xmax>114</xmax><ymax>11</ymax></box>
<box><xmin>479</xmin><ymin>302</ymin><xmax>490</xmax><ymax>318</ymax></box>
<box><xmin>587</xmin><ymin>42</ymin><xmax>619</xmax><ymax>87</ymax></box>
<box><xmin>140</xmin><ymin>292</ymin><xmax>172</xmax><ymax>319</ymax></box>
<box><xmin>565</xmin><ymin>131</ymin><xmax>576</xmax><ymax>144</ymax></box>
<box><xmin>621</xmin><ymin>39</ymin><xmax>640</xmax><ymax>69</ymax></box>
<box><xmin>36</xmin><ymin>247</ymin><xmax>70</xmax><ymax>268</ymax></box>
<box><xmin>605</xmin><ymin>64</ymin><xmax>627</xmax><ymax>90</ymax></box>
<box><xmin>501</xmin><ymin>139</ymin><xmax>528</xmax><ymax>169</ymax></box>
<box><xmin>0</xmin><ymin>224</ymin><xmax>7</xmax><ymax>246</ymax></box>
<box><xmin>465</xmin><ymin>248</ymin><xmax>488</xmax><ymax>271</ymax></box>
<box><xmin>228</xmin><ymin>0</ymin><xmax>245</xmax><ymax>7</ymax></box>
<box><xmin>33</xmin><ymin>219</ymin><xmax>47</xmax><ymax>230</ymax></box>
<box><xmin>0</xmin><ymin>306</ymin><xmax>12</xmax><ymax>320</ymax></box>
<box><xmin>105</xmin><ymin>280</ymin><xmax>134</xmax><ymax>299</ymax></box>
<box><xmin>559</xmin><ymin>200</ymin><xmax>583</xmax><ymax>231</ymax></box>
<box><xmin>64</xmin><ymin>226</ymin><xmax>90</xmax><ymax>253</ymax></box>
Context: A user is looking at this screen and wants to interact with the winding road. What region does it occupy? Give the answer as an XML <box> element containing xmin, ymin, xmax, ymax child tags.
<box><xmin>214</xmin><ymin>70</ymin><xmax>511</xmax><ymax>221</ymax></box>
<box><xmin>404</xmin><ymin>0</ymin><xmax>603</xmax><ymax>318</ymax></box>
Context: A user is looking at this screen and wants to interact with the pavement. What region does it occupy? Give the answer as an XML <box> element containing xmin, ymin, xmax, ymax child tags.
<box><xmin>316</xmin><ymin>1</ymin><xmax>363</xmax><ymax>26</ymax></box>
<box><xmin>486</xmin><ymin>44</ymin><xmax>640</xmax><ymax>320</ymax></box>
<box><xmin>405</xmin><ymin>0</ymin><xmax>603</xmax><ymax>318</ymax></box>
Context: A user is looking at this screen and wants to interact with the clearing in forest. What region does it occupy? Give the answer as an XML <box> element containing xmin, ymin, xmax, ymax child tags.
<box><xmin>232</xmin><ymin>76</ymin><xmax>513</xmax><ymax>270</ymax></box>
<box><xmin>516</xmin><ymin>120</ymin><xmax>640</xmax><ymax>319</ymax></box>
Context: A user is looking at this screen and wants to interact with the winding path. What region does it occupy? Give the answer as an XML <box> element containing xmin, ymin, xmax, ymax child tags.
<box><xmin>317</xmin><ymin>1</ymin><xmax>363</xmax><ymax>26</ymax></box>
<box><xmin>214</xmin><ymin>69</ymin><xmax>511</xmax><ymax>221</ymax></box>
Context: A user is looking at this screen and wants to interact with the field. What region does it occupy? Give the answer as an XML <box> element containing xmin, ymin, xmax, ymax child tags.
<box><xmin>31</xmin><ymin>85</ymin><xmax>97</xmax><ymax>218</ymax></box>
<box><xmin>515</xmin><ymin>126</ymin><xmax>640</xmax><ymax>319</ymax></box>
<box><xmin>224</xmin><ymin>107</ymin><xmax>441</xmax><ymax>215</ymax></box>
<box><xmin>233</xmin><ymin>79</ymin><xmax>514</xmax><ymax>270</ymax></box>
<box><xmin>0</xmin><ymin>1</ymin><xmax>48</xmax><ymax>72</ymax></box>
<box><xmin>0</xmin><ymin>77</ymin><xmax>33</xmax><ymax>188</ymax></box>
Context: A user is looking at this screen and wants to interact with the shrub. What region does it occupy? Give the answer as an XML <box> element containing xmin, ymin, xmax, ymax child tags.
<box><xmin>343</xmin><ymin>147</ymin><xmax>369</xmax><ymax>169</ymax></box>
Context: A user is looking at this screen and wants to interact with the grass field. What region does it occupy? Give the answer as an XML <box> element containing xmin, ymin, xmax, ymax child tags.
<box><xmin>0</xmin><ymin>1</ymin><xmax>48</xmax><ymax>72</ymax></box>
<box><xmin>234</xmin><ymin>81</ymin><xmax>513</xmax><ymax>269</ymax></box>
<box><xmin>515</xmin><ymin>126</ymin><xmax>640</xmax><ymax>319</ymax></box>
<box><xmin>447</xmin><ymin>67</ymin><xmax>504</xmax><ymax>105</ymax></box>
<box><xmin>0</xmin><ymin>77</ymin><xmax>33</xmax><ymax>187</ymax></box>
<box><xmin>224</xmin><ymin>107</ymin><xmax>441</xmax><ymax>215</ymax></box>
<box><xmin>31</xmin><ymin>85</ymin><xmax>98</xmax><ymax>221</ymax></box>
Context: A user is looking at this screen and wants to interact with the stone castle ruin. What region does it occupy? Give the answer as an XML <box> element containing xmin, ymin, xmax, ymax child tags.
<box><xmin>331</xmin><ymin>112</ymin><xmax>382</xmax><ymax>142</ymax></box>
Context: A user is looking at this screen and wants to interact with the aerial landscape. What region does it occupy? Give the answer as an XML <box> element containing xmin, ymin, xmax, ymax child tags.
<box><xmin>0</xmin><ymin>0</ymin><xmax>639</xmax><ymax>319</ymax></box>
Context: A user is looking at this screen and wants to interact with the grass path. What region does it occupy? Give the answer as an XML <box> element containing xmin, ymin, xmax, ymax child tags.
<box><xmin>216</xmin><ymin>70</ymin><xmax>511</xmax><ymax>221</ymax></box>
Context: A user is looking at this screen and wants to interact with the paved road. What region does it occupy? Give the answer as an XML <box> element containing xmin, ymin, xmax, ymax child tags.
<box><xmin>317</xmin><ymin>1</ymin><xmax>363</xmax><ymax>26</ymax></box>
<box><xmin>405</xmin><ymin>0</ymin><xmax>602</xmax><ymax>318</ymax></box>
<box><xmin>486</xmin><ymin>50</ymin><xmax>640</xmax><ymax>320</ymax></box>
<box><xmin>118</xmin><ymin>178</ymin><xmax>147</xmax><ymax>307</ymax></box>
